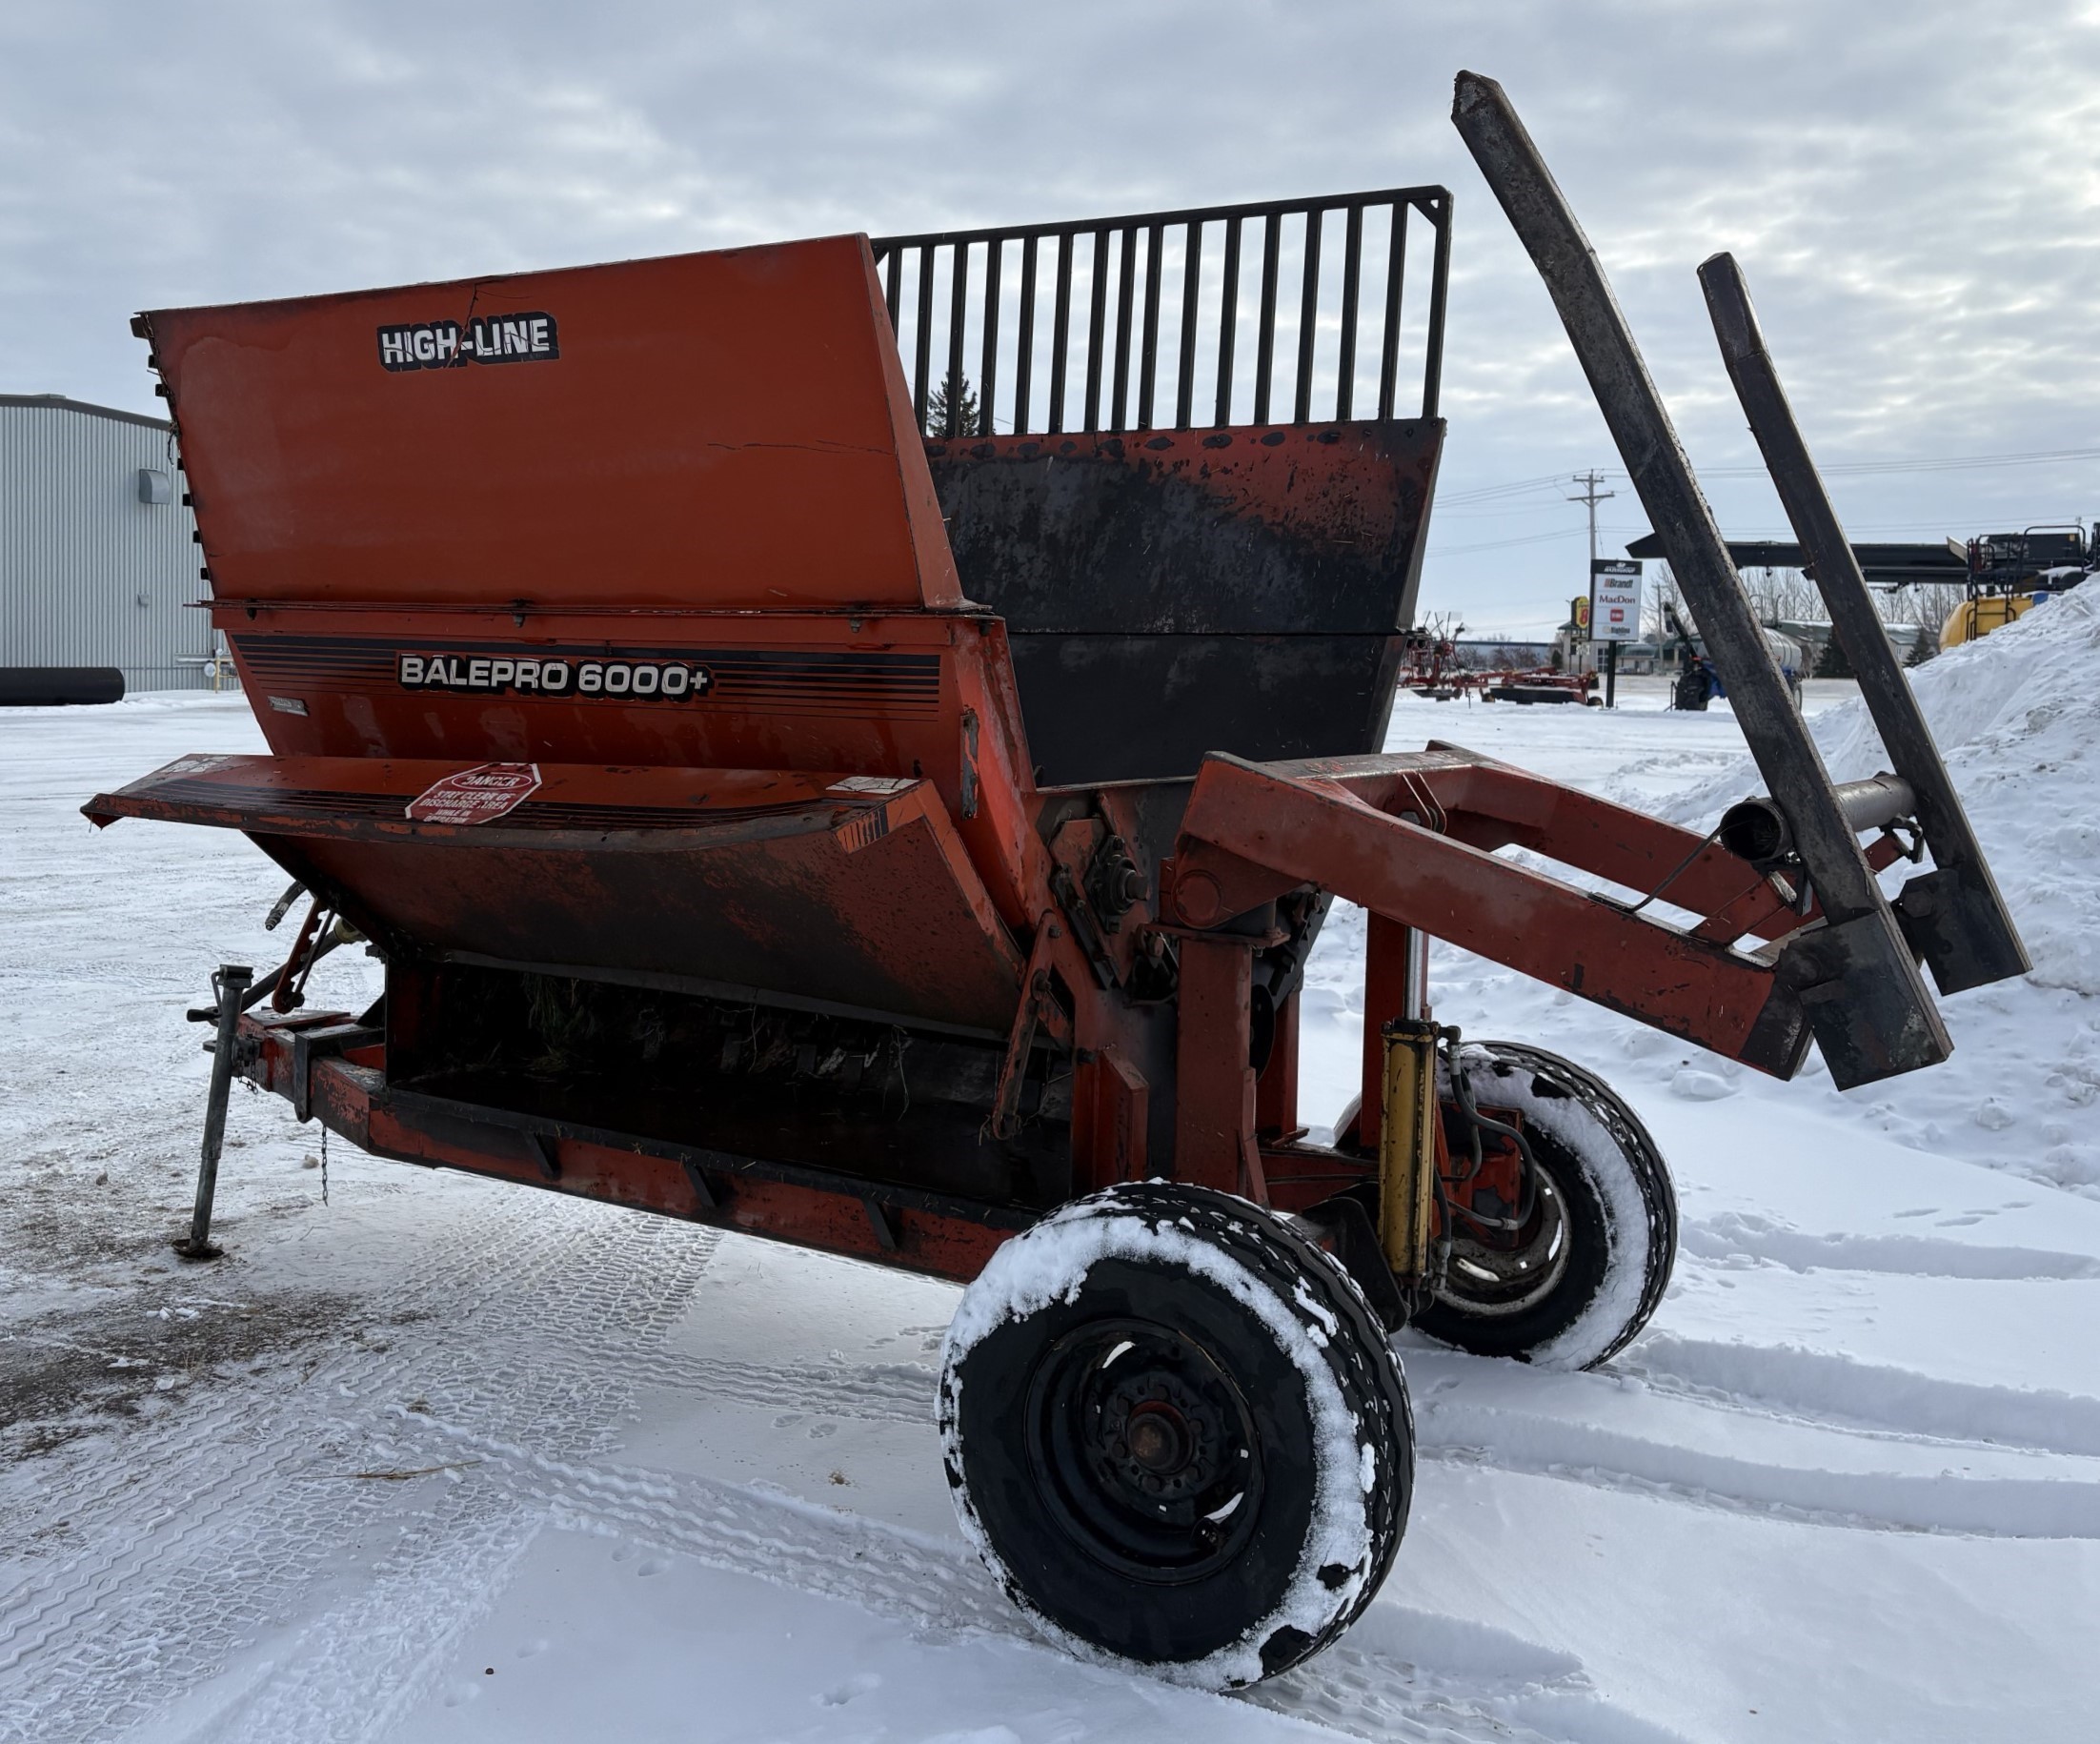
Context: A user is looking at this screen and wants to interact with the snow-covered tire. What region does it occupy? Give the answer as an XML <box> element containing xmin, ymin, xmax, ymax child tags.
<box><xmin>1418</xmin><ymin>1042</ymin><xmax>1676</xmax><ymax>1370</ymax></box>
<box><xmin>938</xmin><ymin>1182</ymin><xmax>1412</xmax><ymax>1689</ymax></box>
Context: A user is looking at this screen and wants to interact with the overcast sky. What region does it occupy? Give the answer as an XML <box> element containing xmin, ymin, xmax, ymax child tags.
<box><xmin>5</xmin><ymin>1</ymin><xmax>2095</xmax><ymax>634</ymax></box>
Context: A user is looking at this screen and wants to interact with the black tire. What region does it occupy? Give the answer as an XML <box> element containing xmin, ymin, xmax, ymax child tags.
<box><xmin>1417</xmin><ymin>1043</ymin><xmax>1676</xmax><ymax>1370</ymax></box>
<box><xmin>938</xmin><ymin>1182</ymin><xmax>1412</xmax><ymax>1689</ymax></box>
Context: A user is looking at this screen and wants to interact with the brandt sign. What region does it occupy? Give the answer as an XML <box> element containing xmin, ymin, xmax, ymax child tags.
<box><xmin>1588</xmin><ymin>559</ymin><xmax>1644</xmax><ymax>643</ymax></box>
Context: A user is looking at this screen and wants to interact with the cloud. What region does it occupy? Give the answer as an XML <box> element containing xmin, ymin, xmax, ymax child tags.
<box><xmin>4</xmin><ymin>0</ymin><xmax>2094</xmax><ymax>632</ymax></box>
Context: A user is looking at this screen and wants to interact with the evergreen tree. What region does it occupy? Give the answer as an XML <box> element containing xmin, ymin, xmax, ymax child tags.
<box><xmin>925</xmin><ymin>370</ymin><xmax>980</xmax><ymax>438</ymax></box>
<box><xmin>1814</xmin><ymin>629</ymin><xmax>1852</xmax><ymax>679</ymax></box>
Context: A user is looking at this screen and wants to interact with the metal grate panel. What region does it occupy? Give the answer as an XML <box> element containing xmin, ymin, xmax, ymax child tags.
<box><xmin>872</xmin><ymin>186</ymin><xmax>1451</xmax><ymax>439</ymax></box>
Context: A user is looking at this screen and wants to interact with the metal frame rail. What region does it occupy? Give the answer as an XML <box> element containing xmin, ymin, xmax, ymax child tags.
<box><xmin>1698</xmin><ymin>253</ymin><xmax>2029</xmax><ymax>995</ymax></box>
<box><xmin>871</xmin><ymin>186</ymin><xmax>1451</xmax><ymax>438</ymax></box>
<box><xmin>1451</xmin><ymin>69</ymin><xmax>1956</xmax><ymax>1086</ymax></box>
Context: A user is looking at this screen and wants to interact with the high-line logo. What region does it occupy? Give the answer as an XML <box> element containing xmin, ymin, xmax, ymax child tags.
<box><xmin>377</xmin><ymin>313</ymin><xmax>560</xmax><ymax>373</ymax></box>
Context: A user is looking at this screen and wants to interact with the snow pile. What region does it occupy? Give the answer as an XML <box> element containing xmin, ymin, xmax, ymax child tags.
<box><xmin>1667</xmin><ymin>587</ymin><xmax>2100</xmax><ymax>1191</ymax></box>
<box><xmin>1672</xmin><ymin>585</ymin><xmax>2100</xmax><ymax>998</ymax></box>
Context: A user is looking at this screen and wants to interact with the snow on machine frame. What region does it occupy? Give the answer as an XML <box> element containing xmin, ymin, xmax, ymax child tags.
<box><xmin>88</xmin><ymin>72</ymin><xmax>2025</xmax><ymax>1687</ymax></box>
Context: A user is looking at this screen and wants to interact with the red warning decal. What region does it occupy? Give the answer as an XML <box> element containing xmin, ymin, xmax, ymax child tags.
<box><xmin>405</xmin><ymin>761</ymin><xmax>542</xmax><ymax>824</ymax></box>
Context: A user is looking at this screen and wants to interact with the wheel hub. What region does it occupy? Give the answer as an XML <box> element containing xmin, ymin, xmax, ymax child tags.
<box><xmin>1102</xmin><ymin>1373</ymin><xmax>1219</xmax><ymax>1497</ymax></box>
<box><xmin>1438</xmin><ymin>1157</ymin><xmax>1571</xmax><ymax>1316</ymax></box>
<box><xmin>1025</xmin><ymin>1319</ymin><xmax>1263</xmax><ymax>1583</ymax></box>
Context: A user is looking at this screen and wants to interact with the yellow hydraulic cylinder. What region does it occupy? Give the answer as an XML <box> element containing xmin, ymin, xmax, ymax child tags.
<box><xmin>1379</xmin><ymin>1018</ymin><xmax>1441</xmax><ymax>1288</ymax></box>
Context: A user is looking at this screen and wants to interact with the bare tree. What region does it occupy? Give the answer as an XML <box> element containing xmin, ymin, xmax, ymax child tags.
<box><xmin>1645</xmin><ymin>556</ymin><xmax>1952</xmax><ymax>670</ymax></box>
<box><xmin>1646</xmin><ymin>562</ymin><xmax>1691</xmax><ymax>641</ymax></box>
<box><xmin>1886</xmin><ymin>582</ymin><xmax>1965</xmax><ymax>638</ymax></box>
<box><xmin>1737</xmin><ymin>566</ymin><xmax>1822</xmax><ymax>624</ymax></box>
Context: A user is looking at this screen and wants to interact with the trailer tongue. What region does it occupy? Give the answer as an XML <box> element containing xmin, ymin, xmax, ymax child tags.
<box><xmin>86</xmin><ymin>74</ymin><xmax>2024</xmax><ymax>1687</ymax></box>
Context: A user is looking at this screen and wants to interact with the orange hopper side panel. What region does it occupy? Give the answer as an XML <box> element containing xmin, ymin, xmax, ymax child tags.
<box><xmin>135</xmin><ymin>233</ymin><xmax>1049</xmax><ymax>929</ymax></box>
<box><xmin>86</xmin><ymin>756</ymin><xmax>1027</xmax><ymax>1036</ymax></box>
<box><xmin>140</xmin><ymin>233</ymin><xmax>962</xmax><ymax>614</ymax></box>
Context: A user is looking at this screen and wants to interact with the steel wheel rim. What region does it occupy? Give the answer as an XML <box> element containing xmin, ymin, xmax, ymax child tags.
<box><xmin>1023</xmin><ymin>1317</ymin><xmax>1264</xmax><ymax>1584</ymax></box>
<box><xmin>1436</xmin><ymin>1156</ymin><xmax>1571</xmax><ymax>1317</ymax></box>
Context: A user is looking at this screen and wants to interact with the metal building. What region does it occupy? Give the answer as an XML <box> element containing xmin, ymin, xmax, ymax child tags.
<box><xmin>2</xmin><ymin>393</ymin><xmax>216</xmax><ymax>692</ymax></box>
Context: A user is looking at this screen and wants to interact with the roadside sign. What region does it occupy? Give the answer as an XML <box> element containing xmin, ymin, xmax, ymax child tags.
<box><xmin>1589</xmin><ymin>559</ymin><xmax>1643</xmax><ymax>643</ymax></box>
<box><xmin>1571</xmin><ymin>595</ymin><xmax>1591</xmax><ymax>634</ymax></box>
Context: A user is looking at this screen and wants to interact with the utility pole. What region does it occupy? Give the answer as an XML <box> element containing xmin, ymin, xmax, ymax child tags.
<box><xmin>1568</xmin><ymin>469</ymin><xmax>1614</xmax><ymax>571</ymax></box>
<box><xmin>1568</xmin><ymin>470</ymin><xmax>1617</xmax><ymax>706</ymax></box>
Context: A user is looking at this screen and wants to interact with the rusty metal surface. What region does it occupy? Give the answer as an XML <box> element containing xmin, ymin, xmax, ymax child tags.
<box><xmin>928</xmin><ymin>420</ymin><xmax>1442</xmax><ymax>782</ymax></box>
<box><xmin>1451</xmin><ymin>69</ymin><xmax>1948</xmax><ymax>1087</ymax></box>
<box><xmin>98</xmin><ymin>193</ymin><xmax>1991</xmax><ymax>1310</ymax></box>
<box><xmin>91</xmin><ymin>755</ymin><xmax>1025</xmax><ymax>1034</ymax></box>
<box><xmin>116</xmin><ymin>608</ymin><xmax>1047</xmax><ymax>925</ymax></box>
<box><xmin>1175</xmin><ymin>751</ymin><xmax>1814</xmax><ymax>1079</ymax></box>
<box><xmin>262</xmin><ymin>1044</ymin><xmax>1022</xmax><ymax>1286</ymax></box>
<box><xmin>1173</xmin><ymin>936</ymin><xmax>1264</xmax><ymax>1200</ymax></box>
<box><xmin>1698</xmin><ymin>252</ymin><xmax>2029</xmax><ymax>998</ymax></box>
<box><xmin>873</xmin><ymin>185</ymin><xmax>1452</xmax><ymax>434</ymax></box>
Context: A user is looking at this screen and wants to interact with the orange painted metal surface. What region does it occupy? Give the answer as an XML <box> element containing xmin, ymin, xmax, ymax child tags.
<box><xmin>92</xmin><ymin>221</ymin><xmax>1850</xmax><ymax>1301</ymax></box>
<box><xmin>1171</xmin><ymin>749</ymin><xmax>1814</xmax><ymax>1079</ymax></box>
<box><xmin>90</xmin><ymin>754</ymin><xmax>1026</xmax><ymax>1034</ymax></box>
<box><xmin>140</xmin><ymin>235</ymin><xmax>959</xmax><ymax>614</ymax></box>
<box><xmin>266</xmin><ymin>1040</ymin><xmax>1017</xmax><ymax>1285</ymax></box>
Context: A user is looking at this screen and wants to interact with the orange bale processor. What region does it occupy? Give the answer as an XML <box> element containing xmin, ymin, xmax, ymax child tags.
<box><xmin>89</xmin><ymin>73</ymin><xmax>2023</xmax><ymax>1686</ymax></box>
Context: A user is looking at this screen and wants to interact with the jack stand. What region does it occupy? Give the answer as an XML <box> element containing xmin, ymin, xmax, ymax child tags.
<box><xmin>176</xmin><ymin>963</ymin><xmax>252</xmax><ymax>1262</ymax></box>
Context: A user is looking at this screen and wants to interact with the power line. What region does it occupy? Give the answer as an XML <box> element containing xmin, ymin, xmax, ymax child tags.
<box><xmin>1437</xmin><ymin>471</ymin><xmax>1579</xmax><ymax>506</ymax></box>
<box><xmin>1428</xmin><ymin>525</ymin><xmax>1587</xmax><ymax>556</ymax></box>
<box><xmin>1746</xmin><ymin>445</ymin><xmax>2100</xmax><ymax>479</ymax></box>
<box><xmin>1432</xmin><ymin>444</ymin><xmax>2100</xmax><ymax>509</ymax></box>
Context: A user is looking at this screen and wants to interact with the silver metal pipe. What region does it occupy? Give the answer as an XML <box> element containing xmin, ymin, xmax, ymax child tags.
<box><xmin>1719</xmin><ymin>773</ymin><xmax>1916</xmax><ymax>864</ymax></box>
<box><xmin>1401</xmin><ymin>925</ymin><xmax>1429</xmax><ymax>1022</ymax></box>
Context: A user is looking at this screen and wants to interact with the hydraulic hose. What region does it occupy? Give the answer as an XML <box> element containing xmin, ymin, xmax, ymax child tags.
<box><xmin>1437</xmin><ymin>1026</ymin><xmax>1540</xmax><ymax>1234</ymax></box>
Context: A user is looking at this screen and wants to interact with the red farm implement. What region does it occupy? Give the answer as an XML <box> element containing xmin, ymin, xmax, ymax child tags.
<box><xmin>89</xmin><ymin>74</ymin><xmax>2026</xmax><ymax>1687</ymax></box>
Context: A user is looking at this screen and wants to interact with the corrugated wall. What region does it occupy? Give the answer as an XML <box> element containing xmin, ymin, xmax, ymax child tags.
<box><xmin>0</xmin><ymin>397</ymin><xmax>220</xmax><ymax>692</ymax></box>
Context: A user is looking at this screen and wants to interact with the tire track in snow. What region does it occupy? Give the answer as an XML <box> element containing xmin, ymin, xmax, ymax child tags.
<box><xmin>458</xmin><ymin>1333</ymin><xmax>2100</xmax><ymax>1544</ymax></box>
<box><xmin>532</xmin><ymin>1342</ymin><xmax>939</xmax><ymax>1424</ymax></box>
<box><xmin>0</xmin><ymin>1193</ymin><xmax>720</xmax><ymax>1744</ymax></box>
<box><xmin>5</xmin><ymin>1238</ymin><xmax>1670</xmax><ymax>1744</ymax></box>
<box><xmin>10</xmin><ymin>1187</ymin><xmax>2092</xmax><ymax>1741</ymax></box>
<box><xmin>1413</xmin><ymin>1413</ymin><xmax>2100</xmax><ymax>1540</ymax></box>
<box><xmin>1622</xmin><ymin>1332</ymin><xmax>2100</xmax><ymax>1461</ymax></box>
<box><xmin>386</xmin><ymin>1413</ymin><xmax>1685</xmax><ymax>1744</ymax></box>
<box><xmin>1407</xmin><ymin>1340</ymin><xmax>2100</xmax><ymax>1540</ymax></box>
<box><xmin>1680</xmin><ymin>1213</ymin><xmax>2100</xmax><ymax>1282</ymax></box>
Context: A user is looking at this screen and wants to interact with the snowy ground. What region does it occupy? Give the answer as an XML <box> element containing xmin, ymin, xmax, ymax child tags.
<box><xmin>3</xmin><ymin>613</ymin><xmax>2097</xmax><ymax>1742</ymax></box>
